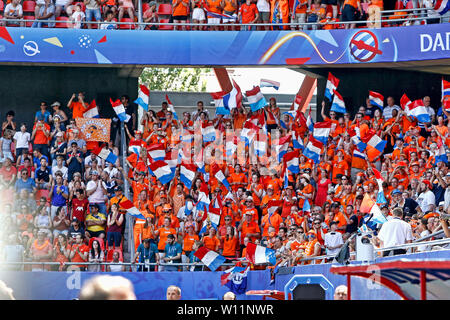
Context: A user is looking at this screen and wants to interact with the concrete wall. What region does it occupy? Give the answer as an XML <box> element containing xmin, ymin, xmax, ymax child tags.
<box><xmin>0</xmin><ymin>66</ymin><xmax>140</xmax><ymax>129</ymax></box>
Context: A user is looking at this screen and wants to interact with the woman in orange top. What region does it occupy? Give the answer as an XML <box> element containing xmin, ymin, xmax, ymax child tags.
<box><xmin>53</xmin><ymin>233</ymin><xmax>71</xmax><ymax>271</ymax></box>
<box><xmin>220</xmin><ymin>225</ymin><xmax>239</xmax><ymax>260</ymax></box>
<box><xmin>154</xmin><ymin>216</ymin><xmax>177</xmax><ymax>252</ymax></box>
<box><xmin>229</xmin><ymin>164</ymin><xmax>247</xmax><ymax>192</ymax></box>
<box><xmin>182</xmin><ymin>224</ymin><xmax>199</xmax><ymax>259</ymax></box>
<box><xmin>172</xmin><ymin>0</ymin><xmax>190</xmax><ymax>30</ymax></box>
<box><xmin>202</xmin><ymin>227</ymin><xmax>220</xmax><ymax>251</ymax></box>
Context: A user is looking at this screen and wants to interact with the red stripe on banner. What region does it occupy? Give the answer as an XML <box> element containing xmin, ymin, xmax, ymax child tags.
<box><xmin>285</xmin><ymin>58</ymin><xmax>310</xmax><ymax>65</ymax></box>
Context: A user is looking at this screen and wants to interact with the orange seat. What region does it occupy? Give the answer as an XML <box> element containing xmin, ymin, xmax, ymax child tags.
<box><xmin>157</xmin><ymin>3</ymin><xmax>172</xmax><ymax>16</ymax></box>
<box><xmin>22</xmin><ymin>0</ymin><xmax>35</xmax><ymax>13</ymax></box>
<box><xmin>159</xmin><ymin>18</ymin><xmax>173</xmax><ymax>30</ymax></box>
<box><xmin>119</xmin><ymin>17</ymin><xmax>135</xmax><ymax>29</ymax></box>
<box><xmin>55</xmin><ymin>16</ymin><xmax>69</xmax><ymax>28</ymax></box>
<box><xmin>35</xmin><ymin>189</ymin><xmax>50</xmax><ymax>202</ymax></box>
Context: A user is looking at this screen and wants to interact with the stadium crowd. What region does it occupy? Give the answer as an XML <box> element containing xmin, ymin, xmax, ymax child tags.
<box><xmin>0</xmin><ymin>88</ymin><xmax>449</xmax><ymax>273</ymax></box>
<box><xmin>0</xmin><ymin>0</ymin><xmax>448</xmax><ymax>30</ymax></box>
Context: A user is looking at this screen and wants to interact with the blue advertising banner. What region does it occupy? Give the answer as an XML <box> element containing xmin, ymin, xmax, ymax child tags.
<box><xmin>0</xmin><ymin>25</ymin><xmax>449</xmax><ymax>66</ymax></box>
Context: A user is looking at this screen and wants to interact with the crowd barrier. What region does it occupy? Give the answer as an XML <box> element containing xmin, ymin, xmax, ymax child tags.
<box><xmin>1</xmin><ymin>250</ymin><xmax>449</xmax><ymax>299</ymax></box>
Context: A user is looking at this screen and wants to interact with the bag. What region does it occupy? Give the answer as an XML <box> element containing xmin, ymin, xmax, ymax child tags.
<box><xmin>307</xmin><ymin>14</ymin><xmax>318</xmax><ymax>23</ymax></box>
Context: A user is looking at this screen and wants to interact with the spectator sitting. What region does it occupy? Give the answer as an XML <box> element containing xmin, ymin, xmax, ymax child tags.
<box><xmin>32</xmin><ymin>0</ymin><xmax>56</xmax><ymax>29</ymax></box>
<box><xmin>100</xmin><ymin>10</ymin><xmax>118</xmax><ymax>29</ymax></box>
<box><xmin>68</xmin><ymin>218</ymin><xmax>86</xmax><ymax>242</ymax></box>
<box><xmin>52</xmin><ymin>207</ymin><xmax>71</xmax><ymax>240</ymax></box>
<box><xmin>0</xmin><ymin>130</ymin><xmax>14</xmax><ymax>165</ymax></box>
<box><xmin>117</xmin><ymin>0</ymin><xmax>135</xmax><ymax>23</ymax></box>
<box><xmin>1</xmin><ymin>0</ymin><xmax>24</xmax><ymax>27</ymax></box>
<box><xmin>88</xmin><ymin>239</ymin><xmax>105</xmax><ymax>272</ymax></box>
<box><xmin>15</xmin><ymin>169</ymin><xmax>36</xmax><ymax>196</ymax></box>
<box><xmin>85</xmin><ymin>203</ymin><xmax>107</xmax><ymax>242</ymax></box>
<box><xmin>55</xmin><ymin>0</ymin><xmax>74</xmax><ymax>18</ymax></box>
<box><xmin>238</xmin><ymin>0</ymin><xmax>259</xmax><ymax>31</ymax></box>
<box><xmin>107</xmin><ymin>250</ymin><xmax>125</xmax><ymax>272</ymax></box>
<box><xmin>305</xmin><ymin>0</ymin><xmax>325</xmax><ymax>30</ymax></box>
<box><xmin>142</xmin><ymin>2</ymin><xmax>158</xmax><ymax>30</ymax></box>
<box><xmin>319</xmin><ymin>12</ymin><xmax>338</xmax><ymax>29</ymax></box>
<box><xmin>102</xmin><ymin>0</ymin><xmax>118</xmax><ymax>18</ymax></box>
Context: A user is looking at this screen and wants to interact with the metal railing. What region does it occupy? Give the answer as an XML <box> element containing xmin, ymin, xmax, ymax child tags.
<box><xmin>297</xmin><ymin>234</ymin><xmax>450</xmax><ymax>264</ymax></box>
<box><xmin>0</xmin><ymin>8</ymin><xmax>446</xmax><ymax>30</ymax></box>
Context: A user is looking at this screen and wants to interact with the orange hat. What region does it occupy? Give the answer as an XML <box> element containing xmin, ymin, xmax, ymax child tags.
<box><xmin>411</xmin><ymin>161</ymin><xmax>419</xmax><ymax>167</ymax></box>
<box><xmin>163</xmin><ymin>204</ymin><xmax>172</xmax><ymax>211</ymax></box>
<box><xmin>326</xmin><ymin>12</ymin><xmax>332</xmax><ymax>18</ymax></box>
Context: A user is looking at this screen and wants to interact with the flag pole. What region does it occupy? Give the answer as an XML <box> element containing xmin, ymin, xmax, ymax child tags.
<box><xmin>121</xmin><ymin>121</ymin><xmax>134</xmax><ymax>264</ymax></box>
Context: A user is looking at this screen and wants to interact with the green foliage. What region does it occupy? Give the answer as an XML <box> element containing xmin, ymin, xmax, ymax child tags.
<box><xmin>139</xmin><ymin>68</ymin><xmax>210</xmax><ymax>92</ymax></box>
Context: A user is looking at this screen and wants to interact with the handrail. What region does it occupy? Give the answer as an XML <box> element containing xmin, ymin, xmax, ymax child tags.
<box><xmin>297</xmin><ymin>236</ymin><xmax>450</xmax><ymax>264</ymax></box>
<box><xmin>0</xmin><ymin>12</ymin><xmax>442</xmax><ymax>29</ymax></box>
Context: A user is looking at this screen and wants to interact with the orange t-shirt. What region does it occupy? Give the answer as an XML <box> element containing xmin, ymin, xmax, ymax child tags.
<box><xmin>183</xmin><ymin>233</ymin><xmax>199</xmax><ymax>253</ymax></box>
<box><xmin>157</xmin><ymin>227</ymin><xmax>176</xmax><ymax>251</ymax></box>
<box><xmin>33</xmin><ymin>123</ymin><xmax>50</xmax><ymax>145</ymax></box>
<box><xmin>240</xmin><ymin>3</ymin><xmax>258</xmax><ymax>24</ymax></box>
<box><xmin>206</xmin><ymin>0</ymin><xmax>222</xmax><ymax>13</ymax></box>
<box><xmin>240</xmin><ymin>220</ymin><xmax>260</xmax><ymax>243</ymax></box>
<box><xmin>261</xmin><ymin>213</ymin><xmax>283</xmax><ymax>237</ymax></box>
<box><xmin>222</xmin><ymin>236</ymin><xmax>239</xmax><ymax>257</ymax></box>
<box><xmin>69</xmin><ymin>101</ymin><xmax>86</xmax><ymax>119</ymax></box>
<box><xmin>344</xmin><ymin>0</ymin><xmax>359</xmax><ymax>8</ymax></box>
<box><xmin>172</xmin><ymin>0</ymin><xmax>189</xmax><ymax>16</ymax></box>
<box><xmin>203</xmin><ymin>235</ymin><xmax>220</xmax><ymax>251</ymax></box>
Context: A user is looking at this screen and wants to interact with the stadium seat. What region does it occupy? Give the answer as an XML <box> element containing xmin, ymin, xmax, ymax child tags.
<box><xmin>157</xmin><ymin>3</ymin><xmax>172</xmax><ymax>16</ymax></box>
<box><xmin>158</xmin><ymin>18</ymin><xmax>173</xmax><ymax>30</ymax></box>
<box><xmin>0</xmin><ymin>0</ymin><xmax>3</xmax><ymax>12</ymax></box>
<box><xmin>119</xmin><ymin>18</ymin><xmax>135</xmax><ymax>29</ymax></box>
<box><xmin>24</xmin><ymin>16</ymin><xmax>34</xmax><ymax>27</ymax></box>
<box><xmin>22</xmin><ymin>1</ymin><xmax>35</xmax><ymax>13</ymax></box>
<box><xmin>55</xmin><ymin>16</ymin><xmax>69</xmax><ymax>28</ymax></box>
<box><xmin>35</xmin><ymin>189</ymin><xmax>50</xmax><ymax>202</ymax></box>
<box><xmin>405</xmin><ymin>1</ymin><xmax>414</xmax><ymax>9</ymax></box>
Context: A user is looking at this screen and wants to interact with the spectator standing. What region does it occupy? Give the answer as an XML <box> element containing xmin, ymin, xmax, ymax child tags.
<box><xmin>205</xmin><ymin>0</ymin><xmax>223</xmax><ymax>31</ymax></box>
<box><xmin>324</xmin><ymin>221</ymin><xmax>344</xmax><ymax>258</ymax></box>
<box><xmin>238</xmin><ymin>0</ymin><xmax>259</xmax><ymax>30</ymax></box>
<box><xmin>31</xmin><ymin>115</ymin><xmax>51</xmax><ymax>159</ymax></box>
<box><xmin>118</xmin><ymin>0</ymin><xmax>135</xmax><ymax>23</ymax></box>
<box><xmin>67</xmin><ymin>142</ymin><xmax>84</xmax><ymax>182</ymax></box>
<box><xmin>50</xmin><ymin>173</ymin><xmax>69</xmax><ymax>219</ymax></box>
<box><xmin>134</xmin><ymin>238</ymin><xmax>159</xmax><ymax>271</ymax></box>
<box><xmin>341</xmin><ymin>0</ymin><xmax>362</xmax><ymax>29</ymax></box>
<box><xmin>377</xmin><ymin>208</ymin><xmax>414</xmax><ymax>256</ymax></box>
<box><xmin>221</xmin><ymin>0</ymin><xmax>238</xmax><ymax>30</ymax></box>
<box><xmin>162</xmin><ymin>234</ymin><xmax>182</xmax><ymax>271</ymax></box>
<box><xmin>32</xmin><ymin>0</ymin><xmax>56</xmax><ymax>28</ymax></box>
<box><xmin>0</xmin><ymin>130</ymin><xmax>14</xmax><ymax>165</ymax></box>
<box><xmin>191</xmin><ymin>0</ymin><xmax>206</xmax><ymax>30</ymax></box>
<box><xmin>172</xmin><ymin>0</ymin><xmax>190</xmax><ymax>30</ymax></box>
<box><xmin>67</xmin><ymin>93</ymin><xmax>88</xmax><ymax>120</ymax></box>
<box><xmin>84</xmin><ymin>0</ymin><xmax>102</xmax><ymax>28</ymax></box>
<box><xmin>106</xmin><ymin>203</ymin><xmax>124</xmax><ymax>250</ymax></box>
<box><xmin>101</xmin><ymin>10</ymin><xmax>119</xmax><ymax>29</ymax></box>
<box><xmin>13</xmin><ymin>124</ymin><xmax>31</xmax><ymax>159</ymax></box>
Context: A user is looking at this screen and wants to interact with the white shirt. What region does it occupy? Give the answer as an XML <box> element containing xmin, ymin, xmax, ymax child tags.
<box><xmin>13</xmin><ymin>131</ymin><xmax>30</xmax><ymax>149</ymax></box>
<box><xmin>378</xmin><ymin>217</ymin><xmax>414</xmax><ymax>248</ymax></box>
<box><xmin>382</xmin><ymin>104</ymin><xmax>401</xmax><ymax>120</ymax></box>
<box><xmin>104</xmin><ymin>167</ymin><xmax>119</xmax><ymax>179</ymax></box>
<box><xmin>256</xmin><ymin>0</ymin><xmax>270</xmax><ymax>12</ymax></box>
<box><xmin>417</xmin><ymin>190</ymin><xmax>436</xmax><ymax>213</ymax></box>
<box><xmin>51</xmin><ymin>164</ymin><xmax>68</xmax><ymax>180</ymax></box>
<box><xmin>417</xmin><ymin>230</ymin><xmax>431</xmax><ymax>252</ymax></box>
<box><xmin>86</xmin><ymin>180</ymin><xmax>107</xmax><ymax>203</ymax></box>
<box><xmin>324</xmin><ymin>231</ymin><xmax>344</xmax><ymax>256</ymax></box>
<box><xmin>84</xmin><ymin>155</ymin><xmax>104</xmax><ymax>168</ymax></box>
<box><xmin>444</xmin><ymin>187</ymin><xmax>450</xmax><ymax>211</ymax></box>
<box><xmin>4</xmin><ymin>3</ymin><xmax>23</xmax><ymax>17</ymax></box>
<box><xmin>423</xmin><ymin>0</ymin><xmax>440</xmax><ymax>18</ymax></box>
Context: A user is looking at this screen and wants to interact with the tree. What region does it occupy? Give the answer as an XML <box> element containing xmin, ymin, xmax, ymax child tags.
<box><xmin>139</xmin><ymin>68</ymin><xmax>210</xmax><ymax>92</ymax></box>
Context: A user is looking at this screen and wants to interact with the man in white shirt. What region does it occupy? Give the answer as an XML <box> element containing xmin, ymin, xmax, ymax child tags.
<box><xmin>86</xmin><ymin>170</ymin><xmax>107</xmax><ymax>215</ymax></box>
<box><xmin>52</xmin><ymin>155</ymin><xmax>68</xmax><ymax>183</ymax></box>
<box><xmin>382</xmin><ymin>96</ymin><xmax>401</xmax><ymax>120</ymax></box>
<box><xmin>377</xmin><ymin>208</ymin><xmax>414</xmax><ymax>256</ymax></box>
<box><xmin>13</xmin><ymin>124</ymin><xmax>31</xmax><ymax>158</ymax></box>
<box><xmin>324</xmin><ymin>221</ymin><xmax>344</xmax><ymax>257</ymax></box>
<box><xmin>416</xmin><ymin>180</ymin><xmax>436</xmax><ymax>214</ymax></box>
<box><xmin>84</xmin><ymin>153</ymin><xmax>104</xmax><ymax>170</ymax></box>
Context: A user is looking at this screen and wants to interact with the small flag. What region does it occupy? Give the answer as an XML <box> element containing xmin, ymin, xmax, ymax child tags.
<box><xmin>360</xmin><ymin>193</ymin><xmax>387</xmax><ymax>224</ymax></box>
<box><xmin>202</xmin><ymin>122</ymin><xmax>216</xmax><ymax>143</ymax></box>
<box><xmin>165</xmin><ymin>94</ymin><xmax>178</xmax><ymax>120</ymax></box>
<box><xmin>110</xmin><ymin>98</ymin><xmax>131</xmax><ymax>122</ymax></box>
<box><xmin>119</xmin><ymin>198</ymin><xmax>146</xmax><ymax>220</ymax></box>
<box><xmin>148</xmin><ymin>160</ymin><xmax>174</xmax><ymax>185</ymax></box>
<box><xmin>303</xmin><ymin>136</ymin><xmax>323</xmax><ymax>163</ymax></box>
<box><xmin>83</xmin><ymin>100</ymin><xmax>99</xmax><ymax>118</ymax></box>
<box><xmin>362</xmin><ymin>131</ymin><xmax>387</xmax><ymax>162</ymax></box>
<box><xmin>369</xmin><ymin>91</ymin><xmax>384</xmax><ymax>109</ymax></box>
<box><xmin>180</xmin><ymin>162</ymin><xmax>197</xmax><ymax>190</ymax></box>
<box><xmin>325</xmin><ymin>72</ymin><xmax>340</xmax><ymax>101</ymax></box>
<box><xmin>400</xmin><ymin>93</ymin><xmax>412</xmax><ymax>111</ymax></box>
<box><xmin>199</xmin><ymin>210</ymin><xmax>221</xmax><ymax>235</ymax></box>
<box><xmin>260</xmin><ymin>79</ymin><xmax>280</xmax><ymax>90</ymax></box>
<box><xmin>283</xmin><ymin>150</ymin><xmax>300</xmax><ymax>174</ymax></box>
<box><xmin>245</xmin><ymin>243</ymin><xmax>276</xmax><ymax>265</ymax></box>
<box><xmin>92</xmin><ymin>146</ymin><xmax>118</xmax><ymax>164</ymax></box>
<box><xmin>134</xmin><ymin>84</ymin><xmax>149</xmax><ymax>111</ymax></box>
<box><xmin>406</xmin><ymin>99</ymin><xmax>431</xmax><ymax>123</ymax></box>
<box><xmin>442</xmin><ymin>78</ymin><xmax>450</xmax><ymax>100</ymax></box>
<box><xmin>313</xmin><ymin>121</ymin><xmax>332</xmax><ymax>144</ymax></box>
<box><xmin>292</xmin><ymin>130</ymin><xmax>304</xmax><ymax>150</ymax></box>
<box><xmin>434</xmin><ymin>0</ymin><xmax>450</xmax><ymax>15</ymax></box>
<box><xmin>275</xmin><ymin>134</ymin><xmax>291</xmax><ymax>162</ymax></box>
<box><xmin>223</xmin><ymin>79</ymin><xmax>243</xmax><ymax>112</ymax></box>
<box><xmin>246</xmin><ymin>86</ymin><xmax>267</xmax><ymax>112</ymax></box>
<box><xmin>221</xmin><ymin>266</ymin><xmax>250</xmax><ymax>294</ymax></box>
<box><xmin>194</xmin><ymin>246</ymin><xmax>226</xmax><ymax>272</ymax></box>
<box><xmin>211</xmin><ymin>91</ymin><xmax>229</xmax><ymax>115</ymax></box>
<box><xmin>330</xmin><ymin>90</ymin><xmax>346</xmax><ymax>114</ymax></box>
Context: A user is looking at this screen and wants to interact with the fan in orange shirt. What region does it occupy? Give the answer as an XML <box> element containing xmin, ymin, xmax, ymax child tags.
<box><xmin>261</xmin><ymin>210</ymin><xmax>283</xmax><ymax>237</ymax></box>
<box><xmin>220</xmin><ymin>225</ymin><xmax>239</xmax><ymax>260</ymax></box>
<box><xmin>154</xmin><ymin>216</ymin><xmax>177</xmax><ymax>251</ymax></box>
<box><xmin>67</xmin><ymin>92</ymin><xmax>88</xmax><ymax>119</ymax></box>
<box><xmin>202</xmin><ymin>227</ymin><xmax>221</xmax><ymax>251</ymax></box>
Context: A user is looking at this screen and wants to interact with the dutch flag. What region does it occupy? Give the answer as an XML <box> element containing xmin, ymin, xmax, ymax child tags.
<box><xmin>331</xmin><ymin>90</ymin><xmax>346</xmax><ymax>114</ymax></box>
<box><xmin>348</xmin><ymin>127</ymin><xmax>367</xmax><ymax>152</ymax></box>
<box><xmin>275</xmin><ymin>134</ymin><xmax>291</xmax><ymax>162</ymax></box>
<box><xmin>147</xmin><ymin>143</ymin><xmax>166</xmax><ymax>161</ymax></box>
<box><xmin>195</xmin><ymin>183</ymin><xmax>210</xmax><ymax>214</ymax></box>
<box><xmin>194</xmin><ymin>149</ymin><xmax>206</xmax><ymax>175</ymax></box>
<box><xmin>369</xmin><ymin>91</ymin><xmax>384</xmax><ymax>109</ymax></box>
<box><xmin>363</xmin><ymin>132</ymin><xmax>387</xmax><ymax>162</ymax></box>
<box><xmin>226</xmin><ymin>135</ymin><xmax>237</xmax><ymax>157</ymax></box>
<box><xmin>245</xmin><ymin>243</ymin><xmax>276</xmax><ymax>265</ymax></box>
<box><xmin>240</xmin><ymin>120</ymin><xmax>259</xmax><ymax>145</ymax></box>
<box><xmin>434</xmin><ymin>0</ymin><xmax>450</xmax><ymax>15</ymax></box>
<box><xmin>223</xmin><ymin>79</ymin><xmax>242</xmax><ymax>111</ymax></box>
<box><xmin>93</xmin><ymin>146</ymin><xmax>118</xmax><ymax>165</ymax></box>
<box><xmin>400</xmin><ymin>93</ymin><xmax>412</xmax><ymax>111</ymax></box>
<box><xmin>211</xmin><ymin>91</ymin><xmax>229</xmax><ymax>115</ymax></box>
<box><xmin>194</xmin><ymin>246</ymin><xmax>226</xmax><ymax>272</ymax></box>
<box><xmin>214</xmin><ymin>168</ymin><xmax>231</xmax><ymax>191</ymax></box>
<box><xmin>325</xmin><ymin>72</ymin><xmax>340</xmax><ymax>101</ymax></box>
<box><xmin>148</xmin><ymin>160</ymin><xmax>174</xmax><ymax>185</ymax></box>
<box><xmin>119</xmin><ymin>198</ymin><xmax>146</xmax><ymax>220</ymax></box>
<box><xmin>442</xmin><ymin>78</ymin><xmax>450</xmax><ymax>100</ymax></box>
<box><xmin>360</xmin><ymin>193</ymin><xmax>387</xmax><ymax>225</ymax></box>
<box><xmin>260</xmin><ymin>79</ymin><xmax>280</xmax><ymax>91</ymax></box>
<box><xmin>435</xmin><ymin>142</ymin><xmax>448</xmax><ymax>164</ymax></box>
<box><xmin>164</xmin><ymin>152</ymin><xmax>178</xmax><ymax>174</ymax></box>
<box><xmin>199</xmin><ymin>210</ymin><xmax>221</xmax><ymax>235</ymax></box>
<box><xmin>313</xmin><ymin>121</ymin><xmax>332</xmax><ymax>144</ymax></box>
<box><xmin>303</xmin><ymin>136</ymin><xmax>323</xmax><ymax>163</ymax></box>
<box><xmin>306</xmin><ymin>111</ymin><xmax>314</xmax><ymax>132</ymax></box>
<box><xmin>110</xmin><ymin>98</ymin><xmax>131</xmax><ymax>122</ymax></box>
<box><xmin>180</xmin><ymin>162</ymin><xmax>197</xmax><ymax>190</ymax></box>
<box><xmin>254</xmin><ymin>133</ymin><xmax>267</xmax><ymax>157</ymax></box>
<box><xmin>292</xmin><ymin>130</ymin><xmax>304</xmax><ymax>150</ymax></box>
<box><xmin>83</xmin><ymin>100</ymin><xmax>99</xmax><ymax>118</ymax></box>
<box><xmin>202</xmin><ymin>123</ymin><xmax>217</xmax><ymax>143</ymax></box>
<box><xmin>284</xmin><ymin>150</ymin><xmax>300</xmax><ymax>174</ymax></box>
<box><xmin>406</xmin><ymin>99</ymin><xmax>431</xmax><ymax>123</ymax></box>
<box><xmin>372</xmin><ymin>167</ymin><xmax>387</xmax><ymax>205</ymax></box>
<box><xmin>134</xmin><ymin>84</ymin><xmax>150</xmax><ymax>111</ymax></box>
<box><xmin>292</xmin><ymin>93</ymin><xmax>302</xmax><ymax>112</ymax></box>
<box><xmin>246</xmin><ymin>86</ymin><xmax>267</xmax><ymax>112</ymax></box>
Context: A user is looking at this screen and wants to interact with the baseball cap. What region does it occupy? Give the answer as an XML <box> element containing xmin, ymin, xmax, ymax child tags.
<box><xmin>91</xmin><ymin>170</ymin><xmax>99</xmax><ymax>175</ymax></box>
<box><xmin>51</xmin><ymin>101</ymin><xmax>61</xmax><ymax>107</ymax></box>
<box><xmin>391</xmin><ymin>189</ymin><xmax>402</xmax><ymax>195</ymax></box>
<box><xmin>163</xmin><ymin>204</ymin><xmax>172</xmax><ymax>210</ymax></box>
<box><xmin>114</xmin><ymin>186</ymin><xmax>123</xmax><ymax>192</ymax></box>
<box><xmin>56</xmin><ymin>132</ymin><xmax>64</xmax><ymax>137</ymax></box>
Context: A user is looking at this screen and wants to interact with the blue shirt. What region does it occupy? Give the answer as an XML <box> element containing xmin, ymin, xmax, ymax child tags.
<box><xmin>15</xmin><ymin>178</ymin><xmax>35</xmax><ymax>193</ymax></box>
<box><xmin>164</xmin><ymin>242</ymin><xmax>182</xmax><ymax>262</ymax></box>
<box><xmin>33</xmin><ymin>155</ymin><xmax>49</xmax><ymax>169</ymax></box>
<box><xmin>35</xmin><ymin>110</ymin><xmax>51</xmax><ymax>124</ymax></box>
<box><xmin>136</xmin><ymin>243</ymin><xmax>158</xmax><ymax>263</ymax></box>
<box><xmin>51</xmin><ymin>184</ymin><xmax>68</xmax><ymax>206</ymax></box>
